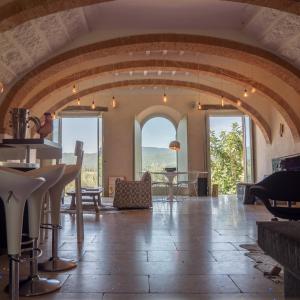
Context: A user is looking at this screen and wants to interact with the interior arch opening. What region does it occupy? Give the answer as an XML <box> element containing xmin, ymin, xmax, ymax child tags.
<box><xmin>141</xmin><ymin>116</ymin><xmax>177</xmax><ymax>177</ymax></box>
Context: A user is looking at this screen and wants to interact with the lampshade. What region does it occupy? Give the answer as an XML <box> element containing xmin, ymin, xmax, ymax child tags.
<box><xmin>169</xmin><ymin>140</ymin><xmax>181</xmax><ymax>151</ymax></box>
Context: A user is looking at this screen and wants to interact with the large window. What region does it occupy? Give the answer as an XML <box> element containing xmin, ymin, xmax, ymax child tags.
<box><xmin>208</xmin><ymin>114</ymin><xmax>253</xmax><ymax>195</ymax></box>
<box><xmin>54</xmin><ymin>117</ymin><xmax>103</xmax><ymax>191</ymax></box>
<box><xmin>142</xmin><ymin>117</ymin><xmax>177</xmax><ymax>177</ymax></box>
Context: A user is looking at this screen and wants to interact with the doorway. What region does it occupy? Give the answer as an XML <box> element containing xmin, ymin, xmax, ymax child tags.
<box><xmin>208</xmin><ymin>114</ymin><xmax>253</xmax><ymax>195</ymax></box>
<box><xmin>53</xmin><ymin>116</ymin><xmax>103</xmax><ymax>190</ymax></box>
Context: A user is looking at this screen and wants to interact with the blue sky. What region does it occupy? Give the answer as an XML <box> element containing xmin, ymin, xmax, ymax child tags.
<box><xmin>142</xmin><ymin>117</ymin><xmax>176</xmax><ymax>148</ymax></box>
<box><xmin>209</xmin><ymin>116</ymin><xmax>242</xmax><ymax>135</ymax></box>
<box><xmin>61</xmin><ymin>118</ymin><xmax>101</xmax><ymax>153</ymax></box>
<box><xmin>59</xmin><ymin>116</ymin><xmax>242</xmax><ymax>153</ymax></box>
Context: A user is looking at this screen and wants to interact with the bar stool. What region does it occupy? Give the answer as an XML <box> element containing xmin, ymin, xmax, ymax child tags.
<box><xmin>17</xmin><ymin>164</ymin><xmax>66</xmax><ymax>296</ymax></box>
<box><xmin>39</xmin><ymin>164</ymin><xmax>81</xmax><ymax>272</ymax></box>
<box><xmin>0</xmin><ymin>170</ymin><xmax>44</xmax><ymax>300</ymax></box>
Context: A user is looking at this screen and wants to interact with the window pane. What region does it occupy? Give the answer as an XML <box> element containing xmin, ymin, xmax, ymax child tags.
<box><xmin>142</xmin><ymin>117</ymin><xmax>176</xmax><ymax>181</ymax></box>
<box><xmin>61</xmin><ymin>117</ymin><xmax>99</xmax><ymax>191</ymax></box>
<box><xmin>52</xmin><ymin>119</ymin><xmax>59</xmax><ymax>143</ymax></box>
<box><xmin>98</xmin><ymin>118</ymin><xmax>103</xmax><ymax>186</ymax></box>
<box><xmin>244</xmin><ymin>116</ymin><xmax>253</xmax><ymax>183</ymax></box>
<box><xmin>209</xmin><ymin>116</ymin><xmax>244</xmax><ymax>195</ymax></box>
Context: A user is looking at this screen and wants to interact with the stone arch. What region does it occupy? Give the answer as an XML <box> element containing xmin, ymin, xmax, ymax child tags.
<box><xmin>1</xmin><ymin>34</ymin><xmax>299</xmax><ymax>140</ymax></box>
<box><xmin>42</xmin><ymin>78</ymin><xmax>272</xmax><ymax>144</ymax></box>
<box><xmin>136</xmin><ymin>105</ymin><xmax>182</xmax><ymax>129</ymax></box>
<box><xmin>16</xmin><ymin>59</ymin><xmax>299</xmax><ymax>142</ymax></box>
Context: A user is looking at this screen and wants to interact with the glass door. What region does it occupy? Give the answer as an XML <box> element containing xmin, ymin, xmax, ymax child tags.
<box><xmin>243</xmin><ymin>116</ymin><xmax>254</xmax><ymax>183</ymax></box>
<box><xmin>208</xmin><ymin>114</ymin><xmax>254</xmax><ymax>195</ymax></box>
<box><xmin>54</xmin><ymin>117</ymin><xmax>102</xmax><ymax>191</ymax></box>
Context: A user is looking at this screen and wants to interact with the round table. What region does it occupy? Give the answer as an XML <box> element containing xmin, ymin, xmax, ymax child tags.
<box><xmin>151</xmin><ymin>171</ymin><xmax>208</xmax><ymax>201</ymax></box>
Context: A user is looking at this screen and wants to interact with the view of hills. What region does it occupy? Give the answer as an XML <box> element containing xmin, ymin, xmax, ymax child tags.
<box><xmin>62</xmin><ymin>147</ymin><xmax>176</xmax><ymax>170</ymax></box>
<box><xmin>141</xmin><ymin>147</ymin><xmax>176</xmax><ymax>170</ymax></box>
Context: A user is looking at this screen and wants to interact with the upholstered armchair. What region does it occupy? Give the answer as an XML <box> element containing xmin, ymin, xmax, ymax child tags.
<box><xmin>113</xmin><ymin>172</ymin><xmax>152</xmax><ymax>209</ymax></box>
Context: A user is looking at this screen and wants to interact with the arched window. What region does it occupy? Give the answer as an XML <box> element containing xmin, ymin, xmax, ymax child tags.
<box><xmin>141</xmin><ymin>117</ymin><xmax>177</xmax><ymax>173</ymax></box>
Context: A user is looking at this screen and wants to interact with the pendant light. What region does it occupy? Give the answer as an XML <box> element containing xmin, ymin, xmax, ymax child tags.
<box><xmin>91</xmin><ymin>100</ymin><xmax>96</xmax><ymax>110</ymax></box>
<box><xmin>237</xmin><ymin>100</ymin><xmax>242</xmax><ymax>107</ymax></box>
<box><xmin>169</xmin><ymin>140</ymin><xmax>181</xmax><ymax>151</ymax></box>
<box><xmin>243</xmin><ymin>88</ymin><xmax>249</xmax><ymax>98</ymax></box>
<box><xmin>163</xmin><ymin>92</ymin><xmax>167</xmax><ymax>103</ymax></box>
<box><xmin>77</xmin><ymin>98</ymin><xmax>81</xmax><ymax>106</ymax></box>
<box><xmin>112</xmin><ymin>96</ymin><xmax>117</xmax><ymax>109</ymax></box>
<box><xmin>0</xmin><ymin>82</ymin><xmax>4</xmax><ymax>94</ymax></box>
<box><xmin>221</xmin><ymin>96</ymin><xmax>225</xmax><ymax>107</ymax></box>
<box><xmin>162</xmin><ymin>58</ymin><xmax>167</xmax><ymax>104</ymax></box>
<box><xmin>251</xmin><ymin>86</ymin><xmax>256</xmax><ymax>94</ymax></box>
<box><xmin>72</xmin><ymin>84</ymin><xmax>77</xmax><ymax>94</ymax></box>
<box><xmin>197</xmin><ymin>62</ymin><xmax>202</xmax><ymax>109</ymax></box>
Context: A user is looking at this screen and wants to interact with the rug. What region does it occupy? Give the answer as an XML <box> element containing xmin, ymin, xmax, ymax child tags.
<box><xmin>61</xmin><ymin>203</ymin><xmax>118</xmax><ymax>214</ymax></box>
<box><xmin>240</xmin><ymin>244</ymin><xmax>283</xmax><ymax>284</ymax></box>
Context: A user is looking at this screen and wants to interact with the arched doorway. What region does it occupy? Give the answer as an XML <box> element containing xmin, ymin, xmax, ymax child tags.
<box><xmin>141</xmin><ymin>117</ymin><xmax>177</xmax><ymax>176</ymax></box>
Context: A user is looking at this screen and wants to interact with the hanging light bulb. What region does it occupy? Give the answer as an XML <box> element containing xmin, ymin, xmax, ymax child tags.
<box><xmin>163</xmin><ymin>92</ymin><xmax>167</xmax><ymax>103</ymax></box>
<box><xmin>221</xmin><ymin>96</ymin><xmax>225</xmax><ymax>107</ymax></box>
<box><xmin>0</xmin><ymin>82</ymin><xmax>4</xmax><ymax>94</ymax></box>
<box><xmin>237</xmin><ymin>100</ymin><xmax>242</xmax><ymax>107</ymax></box>
<box><xmin>112</xmin><ymin>96</ymin><xmax>117</xmax><ymax>109</ymax></box>
<box><xmin>72</xmin><ymin>84</ymin><xmax>77</xmax><ymax>94</ymax></box>
<box><xmin>197</xmin><ymin>101</ymin><xmax>202</xmax><ymax>110</ymax></box>
<box><xmin>52</xmin><ymin>112</ymin><xmax>56</xmax><ymax>120</ymax></box>
<box><xmin>243</xmin><ymin>88</ymin><xmax>249</xmax><ymax>98</ymax></box>
<box><xmin>251</xmin><ymin>86</ymin><xmax>256</xmax><ymax>94</ymax></box>
<box><xmin>91</xmin><ymin>99</ymin><xmax>96</xmax><ymax>110</ymax></box>
<box><xmin>77</xmin><ymin>98</ymin><xmax>81</xmax><ymax>106</ymax></box>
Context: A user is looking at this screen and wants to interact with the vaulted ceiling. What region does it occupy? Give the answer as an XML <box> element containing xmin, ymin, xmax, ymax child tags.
<box><xmin>0</xmin><ymin>0</ymin><xmax>300</xmax><ymax>85</ymax></box>
<box><xmin>0</xmin><ymin>0</ymin><xmax>299</xmax><ymax>143</ymax></box>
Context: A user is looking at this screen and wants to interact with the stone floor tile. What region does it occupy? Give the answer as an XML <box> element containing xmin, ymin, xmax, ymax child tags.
<box><xmin>149</xmin><ymin>274</ymin><xmax>240</xmax><ymax>293</ymax></box>
<box><xmin>103</xmin><ymin>293</ymin><xmax>285</xmax><ymax>300</ymax></box>
<box><xmin>230</xmin><ymin>274</ymin><xmax>283</xmax><ymax>293</ymax></box>
<box><xmin>61</xmin><ymin>275</ymin><xmax>149</xmax><ymax>293</ymax></box>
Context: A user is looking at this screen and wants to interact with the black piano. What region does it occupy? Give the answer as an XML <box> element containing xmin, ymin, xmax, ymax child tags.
<box><xmin>272</xmin><ymin>153</ymin><xmax>300</xmax><ymax>172</ymax></box>
<box><xmin>251</xmin><ymin>153</ymin><xmax>300</xmax><ymax>220</ymax></box>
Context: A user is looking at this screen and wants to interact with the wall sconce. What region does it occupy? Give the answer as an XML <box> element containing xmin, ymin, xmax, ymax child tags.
<box><xmin>280</xmin><ymin>123</ymin><xmax>284</xmax><ymax>137</ymax></box>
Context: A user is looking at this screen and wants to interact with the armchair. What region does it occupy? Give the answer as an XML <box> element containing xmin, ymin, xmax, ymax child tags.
<box><xmin>113</xmin><ymin>172</ymin><xmax>152</xmax><ymax>209</ymax></box>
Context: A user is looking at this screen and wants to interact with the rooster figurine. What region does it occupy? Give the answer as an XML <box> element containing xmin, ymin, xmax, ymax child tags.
<box><xmin>29</xmin><ymin>112</ymin><xmax>53</xmax><ymax>138</ymax></box>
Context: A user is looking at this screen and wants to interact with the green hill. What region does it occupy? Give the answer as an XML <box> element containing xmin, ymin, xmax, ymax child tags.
<box><xmin>62</xmin><ymin>147</ymin><xmax>176</xmax><ymax>171</ymax></box>
<box><xmin>142</xmin><ymin>147</ymin><xmax>176</xmax><ymax>170</ymax></box>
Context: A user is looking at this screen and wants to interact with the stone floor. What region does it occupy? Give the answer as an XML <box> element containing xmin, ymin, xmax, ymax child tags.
<box><xmin>0</xmin><ymin>196</ymin><xmax>288</xmax><ymax>299</ymax></box>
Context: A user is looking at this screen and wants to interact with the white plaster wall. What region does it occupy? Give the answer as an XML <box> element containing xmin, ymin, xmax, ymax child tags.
<box><xmin>254</xmin><ymin>106</ymin><xmax>300</xmax><ymax>181</ymax></box>
<box><xmin>101</xmin><ymin>91</ymin><xmax>209</xmax><ymax>194</ymax></box>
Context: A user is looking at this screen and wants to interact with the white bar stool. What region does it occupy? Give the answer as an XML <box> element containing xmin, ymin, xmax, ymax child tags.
<box><xmin>39</xmin><ymin>164</ymin><xmax>81</xmax><ymax>272</ymax></box>
<box><xmin>17</xmin><ymin>164</ymin><xmax>66</xmax><ymax>296</ymax></box>
<box><xmin>0</xmin><ymin>170</ymin><xmax>45</xmax><ymax>300</ymax></box>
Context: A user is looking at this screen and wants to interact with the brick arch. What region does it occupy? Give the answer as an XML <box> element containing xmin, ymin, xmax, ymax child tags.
<box><xmin>0</xmin><ymin>0</ymin><xmax>299</xmax><ymax>32</ymax></box>
<box><xmin>137</xmin><ymin>105</ymin><xmax>182</xmax><ymax>129</ymax></box>
<box><xmin>20</xmin><ymin>59</ymin><xmax>300</xmax><ymax>142</ymax></box>
<box><xmin>44</xmin><ymin>78</ymin><xmax>272</xmax><ymax>144</ymax></box>
<box><xmin>1</xmin><ymin>34</ymin><xmax>300</xmax><ymax>136</ymax></box>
